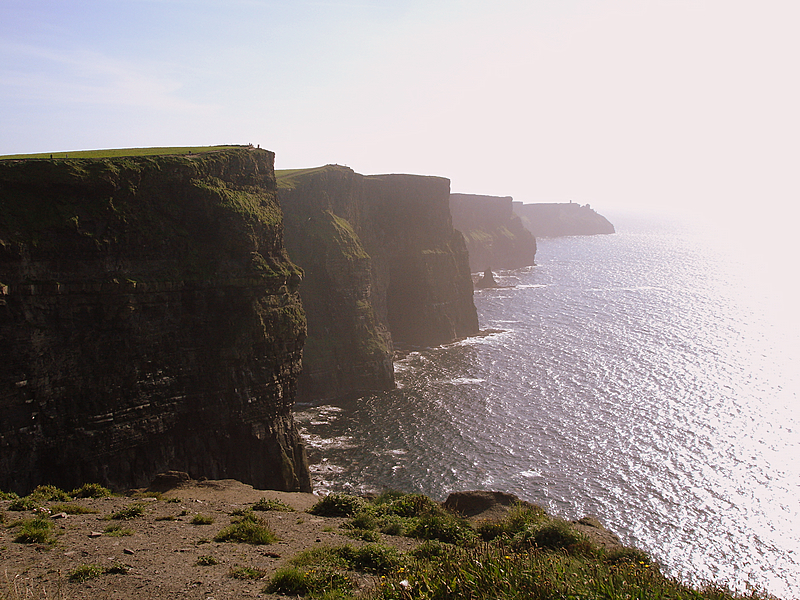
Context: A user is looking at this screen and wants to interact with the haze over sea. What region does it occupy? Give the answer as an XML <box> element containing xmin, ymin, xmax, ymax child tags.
<box><xmin>297</xmin><ymin>213</ymin><xmax>800</xmax><ymax>599</ymax></box>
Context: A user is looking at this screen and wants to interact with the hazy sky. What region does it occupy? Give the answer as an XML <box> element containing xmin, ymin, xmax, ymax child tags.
<box><xmin>2</xmin><ymin>0</ymin><xmax>798</xmax><ymax>219</ymax></box>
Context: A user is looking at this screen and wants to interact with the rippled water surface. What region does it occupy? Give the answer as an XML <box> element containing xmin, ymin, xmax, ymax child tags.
<box><xmin>296</xmin><ymin>214</ymin><xmax>800</xmax><ymax>598</ymax></box>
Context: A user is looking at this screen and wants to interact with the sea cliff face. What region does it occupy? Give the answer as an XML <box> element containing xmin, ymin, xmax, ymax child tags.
<box><xmin>0</xmin><ymin>148</ymin><xmax>311</xmax><ymax>494</ymax></box>
<box><xmin>450</xmin><ymin>193</ymin><xmax>537</xmax><ymax>272</ymax></box>
<box><xmin>512</xmin><ymin>202</ymin><xmax>615</xmax><ymax>237</ymax></box>
<box><xmin>278</xmin><ymin>166</ymin><xmax>478</xmax><ymax>401</ymax></box>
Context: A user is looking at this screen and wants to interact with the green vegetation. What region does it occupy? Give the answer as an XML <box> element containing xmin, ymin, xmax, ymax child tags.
<box><xmin>252</xmin><ymin>497</ymin><xmax>294</xmax><ymax>512</ymax></box>
<box><xmin>309</xmin><ymin>493</ymin><xmax>365</xmax><ymax>518</ymax></box>
<box><xmin>103</xmin><ymin>523</ymin><xmax>134</xmax><ymax>537</ymax></box>
<box><xmin>67</xmin><ymin>564</ymin><xmax>102</xmax><ymax>583</ymax></box>
<box><xmin>49</xmin><ymin>502</ymin><xmax>98</xmax><ymax>515</ymax></box>
<box><xmin>229</xmin><ymin>565</ymin><xmax>266</xmax><ymax>580</ymax></box>
<box><xmin>191</xmin><ymin>514</ymin><xmax>215</xmax><ymax>525</ymax></box>
<box><xmin>13</xmin><ymin>515</ymin><xmax>56</xmax><ymax>545</ymax></box>
<box><xmin>196</xmin><ymin>555</ymin><xmax>219</xmax><ymax>566</ymax></box>
<box><xmin>214</xmin><ymin>512</ymin><xmax>278</xmax><ymax>545</ymax></box>
<box><xmin>275</xmin><ymin>164</ymin><xmax>349</xmax><ymax>190</ymax></box>
<box><xmin>108</xmin><ymin>503</ymin><xmax>146</xmax><ymax>520</ymax></box>
<box><xmin>0</xmin><ymin>145</ymin><xmax>244</xmax><ymax>160</ymax></box>
<box><xmin>277</xmin><ymin>492</ymin><xmax>761</xmax><ymax>600</ymax></box>
<box><xmin>70</xmin><ymin>483</ymin><xmax>112</xmax><ymax>498</ymax></box>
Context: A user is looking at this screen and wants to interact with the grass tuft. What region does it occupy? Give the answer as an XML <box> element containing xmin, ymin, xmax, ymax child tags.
<box><xmin>252</xmin><ymin>497</ymin><xmax>294</xmax><ymax>512</ymax></box>
<box><xmin>214</xmin><ymin>517</ymin><xmax>277</xmax><ymax>545</ymax></box>
<box><xmin>108</xmin><ymin>503</ymin><xmax>146</xmax><ymax>520</ymax></box>
<box><xmin>191</xmin><ymin>514</ymin><xmax>214</xmax><ymax>525</ymax></box>
<box><xmin>67</xmin><ymin>564</ymin><xmax>103</xmax><ymax>583</ymax></box>
<box><xmin>13</xmin><ymin>516</ymin><xmax>56</xmax><ymax>545</ymax></box>
<box><xmin>229</xmin><ymin>565</ymin><xmax>266</xmax><ymax>580</ymax></box>
<box><xmin>309</xmin><ymin>493</ymin><xmax>364</xmax><ymax>518</ymax></box>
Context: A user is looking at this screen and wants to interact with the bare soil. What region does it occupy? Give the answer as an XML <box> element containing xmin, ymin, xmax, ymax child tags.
<box><xmin>0</xmin><ymin>478</ymin><xmax>417</xmax><ymax>600</ymax></box>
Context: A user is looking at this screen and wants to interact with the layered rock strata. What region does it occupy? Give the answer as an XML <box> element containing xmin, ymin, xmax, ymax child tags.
<box><xmin>0</xmin><ymin>148</ymin><xmax>311</xmax><ymax>494</ymax></box>
<box><xmin>513</xmin><ymin>201</ymin><xmax>615</xmax><ymax>237</ymax></box>
<box><xmin>278</xmin><ymin>166</ymin><xmax>479</xmax><ymax>401</ymax></box>
<box><xmin>450</xmin><ymin>193</ymin><xmax>537</xmax><ymax>272</ymax></box>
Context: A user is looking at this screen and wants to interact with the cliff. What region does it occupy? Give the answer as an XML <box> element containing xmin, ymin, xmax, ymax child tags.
<box><xmin>449</xmin><ymin>193</ymin><xmax>537</xmax><ymax>272</ymax></box>
<box><xmin>512</xmin><ymin>201</ymin><xmax>615</xmax><ymax>237</ymax></box>
<box><xmin>0</xmin><ymin>148</ymin><xmax>311</xmax><ymax>494</ymax></box>
<box><xmin>278</xmin><ymin>166</ymin><xmax>478</xmax><ymax>401</ymax></box>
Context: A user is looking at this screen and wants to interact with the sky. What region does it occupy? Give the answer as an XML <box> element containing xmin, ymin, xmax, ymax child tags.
<box><xmin>2</xmin><ymin>0</ymin><xmax>799</xmax><ymax>222</ymax></box>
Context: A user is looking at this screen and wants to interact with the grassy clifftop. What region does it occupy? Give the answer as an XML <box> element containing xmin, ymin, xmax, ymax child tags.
<box><xmin>0</xmin><ymin>145</ymin><xmax>247</xmax><ymax>160</ymax></box>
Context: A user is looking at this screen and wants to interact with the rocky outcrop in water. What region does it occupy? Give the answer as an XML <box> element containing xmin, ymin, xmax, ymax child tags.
<box><xmin>0</xmin><ymin>148</ymin><xmax>311</xmax><ymax>494</ymax></box>
<box><xmin>512</xmin><ymin>201</ymin><xmax>615</xmax><ymax>237</ymax></box>
<box><xmin>278</xmin><ymin>166</ymin><xmax>479</xmax><ymax>401</ymax></box>
<box><xmin>449</xmin><ymin>194</ymin><xmax>537</xmax><ymax>272</ymax></box>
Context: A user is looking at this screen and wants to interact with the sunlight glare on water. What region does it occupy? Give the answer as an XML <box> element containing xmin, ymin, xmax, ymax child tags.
<box><xmin>296</xmin><ymin>214</ymin><xmax>800</xmax><ymax>598</ymax></box>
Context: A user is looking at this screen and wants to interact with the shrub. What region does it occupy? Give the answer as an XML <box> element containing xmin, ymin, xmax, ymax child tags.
<box><xmin>346</xmin><ymin>528</ymin><xmax>380</xmax><ymax>542</ymax></box>
<box><xmin>309</xmin><ymin>493</ymin><xmax>364</xmax><ymax>517</ymax></box>
<box><xmin>214</xmin><ymin>519</ymin><xmax>277</xmax><ymax>545</ymax></box>
<box><xmin>265</xmin><ymin>566</ymin><xmax>351</xmax><ymax>597</ymax></box>
<box><xmin>68</xmin><ymin>564</ymin><xmax>103</xmax><ymax>583</ymax></box>
<box><xmin>348</xmin><ymin>511</ymin><xmax>378</xmax><ymax>530</ymax></box>
<box><xmin>13</xmin><ymin>516</ymin><xmax>55</xmax><ymax>544</ymax></box>
<box><xmin>30</xmin><ymin>485</ymin><xmax>71</xmax><ymax>502</ymax></box>
<box><xmin>407</xmin><ymin>512</ymin><xmax>476</xmax><ymax>545</ymax></box>
<box><xmin>8</xmin><ymin>497</ymin><xmax>39</xmax><ymax>511</ymax></box>
<box><xmin>252</xmin><ymin>497</ymin><xmax>294</xmax><ymax>512</ymax></box>
<box><xmin>70</xmin><ymin>483</ymin><xmax>112</xmax><ymax>498</ymax></box>
<box><xmin>603</xmin><ymin>546</ymin><xmax>654</xmax><ymax>566</ymax></box>
<box><xmin>191</xmin><ymin>514</ymin><xmax>214</xmax><ymax>525</ymax></box>
<box><xmin>0</xmin><ymin>490</ymin><xmax>19</xmax><ymax>500</ymax></box>
<box><xmin>382</xmin><ymin>493</ymin><xmax>439</xmax><ymax>518</ymax></box>
<box><xmin>340</xmin><ymin>543</ymin><xmax>405</xmax><ymax>575</ymax></box>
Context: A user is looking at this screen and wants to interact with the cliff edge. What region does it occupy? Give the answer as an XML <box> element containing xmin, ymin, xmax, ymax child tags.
<box><xmin>450</xmin><ymin>193</ymin><xmax>537</xmax><ymax>272</ymax></box>
<box><xmin>0</xmin><ymin>148</ymin><xmax>311</xmax><ymax>494</ymax></box>
<box><xmin>278</xmin><ymin>166</ymin><xmax>478</xmax><ymax>401</ymax></box>
<box><xmin>513</xmin><ymin>201</ymin><xmax>615</xmax><ymax>237</ymax></box>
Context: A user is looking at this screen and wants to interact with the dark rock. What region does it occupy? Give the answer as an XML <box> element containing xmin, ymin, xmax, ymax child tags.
<box><xmin>450</xmin><ymin>193</ymin><xmax>537</xmax><ymax>272</ymax></box>
<box><xmin>474</xmin><ymin>268</ymin><xmax>499</xmax><ymax>289</ymax></box>
<box><xmin>278</xmin><ymin>166</ymin><xmax>478</xmax><ymax>401</ymax></box>
<box><xmin>147</xmin><ymin>471</ymin><xmax>191</xmax><ymax>493</ymax></box>
<box><xmin>0</xmin><ymin>148</ymin><xmax>311</xmax><ymax>495</ymax></box>
<box><xmin>443</xmin><ymin>490</ymin><xmax>526</xmax><ymax>518</ymax></box>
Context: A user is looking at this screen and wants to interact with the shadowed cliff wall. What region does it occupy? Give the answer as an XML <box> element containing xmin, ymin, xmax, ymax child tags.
<box><xmin>278</xmin><ymin>166</ymin><xmax>478</xmax><ymax>401</ymax></box>
<box><xmin>513</xmin><ymin>201</ymin><xmax>615</xmax><ymax>237</ymax></box>
<box><xmin>449</xmin><ymin>193</ymin><xmax>537</xmax><ymax>272</ymax></box>
<box><xmin>0</xmin><ymin>148</ymin><xmax>311</xmax><ymax>494</ymax></box>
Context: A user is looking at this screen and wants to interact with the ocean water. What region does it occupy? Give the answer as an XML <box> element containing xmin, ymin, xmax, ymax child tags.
<box><xmin>295</xmin><ymin>214</ymin><xmax>800</xmax><ymax>598</ymax></box>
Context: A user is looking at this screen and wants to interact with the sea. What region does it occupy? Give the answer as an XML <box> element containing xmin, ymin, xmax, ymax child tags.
<box><xmin>295</xmin><ymin>212</ymin><xmax>800</xmax><ymax>599</ymax></box>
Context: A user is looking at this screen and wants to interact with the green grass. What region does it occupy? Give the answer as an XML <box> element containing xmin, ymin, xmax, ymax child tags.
<box><xmin>252</xmin><ymin>497</ymin><xmax>295</xmax><ymax>512</ymax></box>
<box><xmin>70</xmin><ymin>483</ymin><xmax>112</xmax><ymax>498</ymax></box>
<box><xmin>49</xmin><ymin>502</ymin><xmax>98</xmax><ymax>515</ymax></box>
<box><xmin>196</xmin><ymin>555</ymin><xmax>219</xmax><ymax>566</ymax></box>
<box><xmin>0</xmin><ymin>145</ymin><xmax>245</xmax><ymax>160</ymax></box>
<box><xmin>229</xmin><ymin>565</ymin><xmax>266</xmax><ymax>580</ymax></box>
<box><xmin>214</xmin><ymin>514</ymin><xmax>278</xmax><ymax>545</ymax></box>
<box><xmin>13</xmin><ymin>516</ymin><xmax>56</xmax><ymax>544</ymax></box>
<box><xmin>108</xmin><ymin>503</ymin><xmax>146</xmax><ymax>520</ymax></box>
<box><xmin>67</xmin><ymin>564</ymin><xmax>103</xmax><ymax>583</ymax></box>
<box><xmin>275</xmin><ymin>164</ymin><xmax>349</xmax><ymax>189</ymax></box>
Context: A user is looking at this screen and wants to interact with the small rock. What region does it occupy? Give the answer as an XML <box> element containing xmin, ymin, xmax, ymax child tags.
<box><xmin>123</xmin><ymin>548</ymin><xmax>135</xmax><ymax>555</ymax></box>
<box><xmin>89</xmin><ymin>531</ymin><xmax>103</xmax><ymax>538</ymax></box>
<box><xmin>64</xmin><ymin>550</ymin><xmax>76</xmax><ymax>557</ymax></box>
<box><xmin>51</xmin><ymin>512</ymin><xmax>68</xmax><ymax>519</ymax></box>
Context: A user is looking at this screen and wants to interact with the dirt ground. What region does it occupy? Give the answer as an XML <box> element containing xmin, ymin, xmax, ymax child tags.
<box><xmin>0</xmin><ymin>478</ymin><xmax>419</xmax><ymax>600</ymax></box>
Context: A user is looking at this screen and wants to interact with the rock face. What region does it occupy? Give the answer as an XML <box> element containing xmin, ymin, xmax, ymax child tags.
<box><xmin>449</xmin><ymin>194</ymin><xmax>537</xmax><ymax>272</ymax></box>
<box><xmin>512</xmin><ymin>201</ymin><xmax>615</xmax><ymax>237</ymax></box>
<box><xmin>0</xmin><ymin>148</ymin><xmax>311</xmax><ymax>494</ymax></box>
<box><xmin>278</xmin><ymin>166</ymin><xmax>479</xmax><ymax>401</ymax></box>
